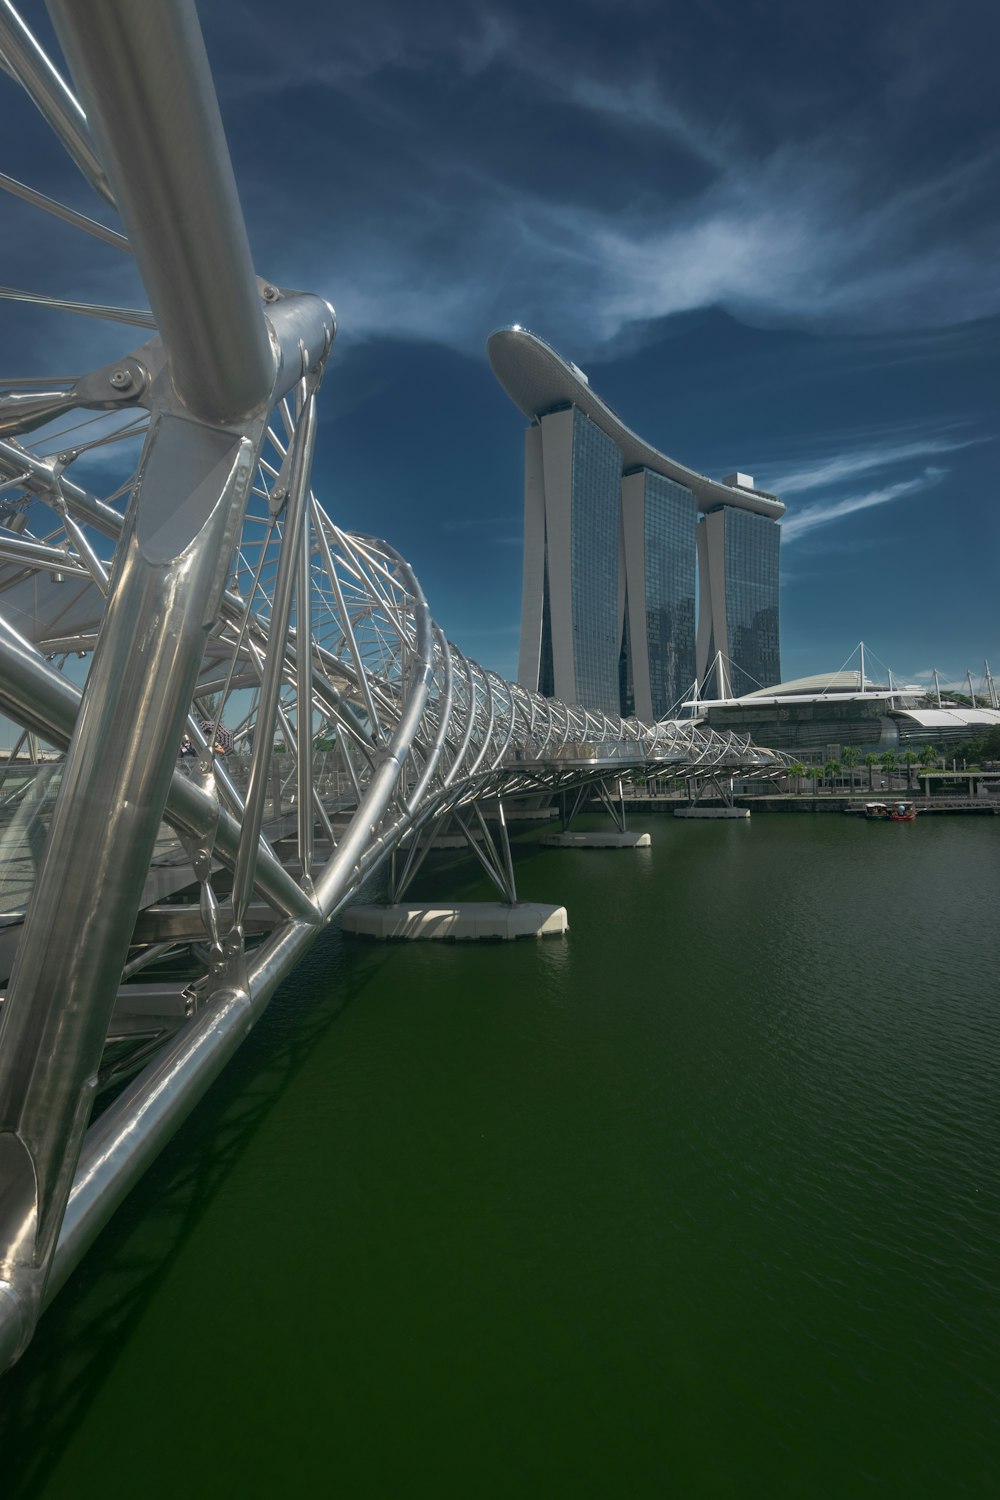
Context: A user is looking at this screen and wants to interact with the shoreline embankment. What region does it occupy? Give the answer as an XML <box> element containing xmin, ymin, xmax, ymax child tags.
<box><xmin>615</xmin><ymin>794</ymin><xmax>999</xmax><ymax>816</ymax></box>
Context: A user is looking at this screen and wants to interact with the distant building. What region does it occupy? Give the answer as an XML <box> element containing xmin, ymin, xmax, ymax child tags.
<box><xmin>487</xmin><ymin>326</ymin><xmax>785</xmax><ymax>719</ymax></box>
<box><xmin>690</xmin><ymin>673</ymin><xmax>1000</xmax><ymax>759</ymax></box>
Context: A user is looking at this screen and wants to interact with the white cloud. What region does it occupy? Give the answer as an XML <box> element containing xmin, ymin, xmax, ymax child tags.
<box><xmin>278</xmin><ymin>128</ymin><xmax>1000</xmax><ymax>361</ymax></box>
<box><xmin>561</xmin><ymin>74</ymin><xmax>730</xmax><ymax>171</ymax></box>
<box><xmin>765</xmin><ymin>433</ymin><xmax>981</xmax><ymax>496</ymax></box>
<box><xmin>781</xmin><ymin>467</ymin><xmax>945</xmax><ymax>544</ymax></box>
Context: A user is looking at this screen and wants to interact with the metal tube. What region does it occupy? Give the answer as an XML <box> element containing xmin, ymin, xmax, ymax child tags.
<box><xmin>311</xmin><ymin>498</ymin><xmax>382</xmax><ymax>744</ymax></box>
<box><xmin>314</xmin><ymin>573</ymin><xmax>435</xmax><ymax>919</ymax></box>
<box><xmin>441</xmin><ymin>655</ymin><xmax>480</xmax><ymax>790</ymax></box>
<box><xmin>0</xmin><ymin>440</ymin><xmax>124</xmax><ymax>536</ymax></box>
<box><xmin>47</xmin><ymin>0</ymin><xmax>274</xmax><ymax>423</ymax></box>
<box><xmin>453</xmin><ymin>806</ymin><xmax>507</xmax><ymax>900</ymax></box>
<box><xmin>230</xmin><ymin>389</ymin><xmax>316</xmax><ymax>926</ymax></box>
<box><xmin>0</xmin><ymin>535</ymin><xmax>87</xmax><ymax>572</ymax></box>
<box><xmin>0</xmin><ymin>418</ymin><xmax>263</xmax><ymax>1356</ymax></box>
<box><xmin>404</xmin><ymin>624</ymin><xmax>453</xmax><ymax>813</ymax></box>
<box><xmin>0</xmin><ymin>285</ymin><xmax>154</xmax><ymax>328</ymax></box>
<box><xmin>495</xmin><ymin>800</ymin><xmax>519</xmax><ymax>905</ymax></box>
<box><xmin>0</xmin><ymin>1</ymin><xmax>113</xmax><ymax>205</ymax></box>
<box><xmin>0</xmin><ymin>612</ymin><xmax>318</xmax><ymax>924</ymax></box>
<box><xmin>0</xmin><ymin>170</ymin><xmax>129</xmax><ymax>250</ymax></box>
<box><xmin>296</xmin><ymin>499</ymin><xmax>314</xmax><ymax>883</ymax></box>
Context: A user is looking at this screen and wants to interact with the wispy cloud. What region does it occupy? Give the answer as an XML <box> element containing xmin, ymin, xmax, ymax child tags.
<box><xmin>211</xmin><ymin>0</ymin><xmax>1000</xmax><ymax>362</ymax></box>
<box><xmin>765</xmin><ymin>433</ymin><xmax>982</xmax><ymax>496</ymax></box>
<box><xmin>6</xmin><ymin>0</ymin><xmax>1000</xmax><ymax>379</ymax></box>
<box><xmin>276</xmin><ymin>132</ymin><xmax>1000</xmax><ymax>360</ymax></box>
<box><xmin>559</xmin><ymin>74</ymin><xmax>730</xmax><ymax>171</ymax></box>
<box><xmin>781</xmin><ymin>466</ymin><xmax>945</xmax><ymax>544</ymax></box>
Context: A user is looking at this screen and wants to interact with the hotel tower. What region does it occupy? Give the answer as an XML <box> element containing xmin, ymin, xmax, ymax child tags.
<box><xmin>487</xmin><ymin>327</ymin><xmax>785</xmax><ymax>716</ymax></box>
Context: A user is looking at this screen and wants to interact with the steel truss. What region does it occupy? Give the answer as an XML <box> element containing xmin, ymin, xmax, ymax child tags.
<box><xmin>0</xmin><ymin>0</ymin><xmax>783</xmax><ymax>1369</ymax></box>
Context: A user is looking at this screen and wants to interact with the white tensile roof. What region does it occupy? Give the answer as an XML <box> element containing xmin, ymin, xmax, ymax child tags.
<box><xmin>893</xmin><ymin>707</ymin><xmax>1000</xmax><ymax>729</ymax></box>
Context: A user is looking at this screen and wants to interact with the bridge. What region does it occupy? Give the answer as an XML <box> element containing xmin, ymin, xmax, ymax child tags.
<box><xmin>0</xmin><ymin>1</ymin><xmax>782</xmax><ymax>1370</ymax></box>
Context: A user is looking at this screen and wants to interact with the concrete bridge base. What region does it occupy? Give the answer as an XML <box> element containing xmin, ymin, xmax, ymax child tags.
<box><xmin>674</xmin><ymin>806</ymin><xmax>751</xmax><ymax>819</ymax></box>
<box><xmin>343</xmin><ymin>902</ymin><xmax>568</xmax><ymax>941</ymax></box>
<box><xmin>540</xmin><ymin>831</ymin><xmax>651</xmax><ymax>848</ymax></box>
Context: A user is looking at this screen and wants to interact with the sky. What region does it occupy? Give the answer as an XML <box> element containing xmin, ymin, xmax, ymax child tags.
<box><xmin>1</xmin><ymin>0</ymin><xmax>998</xmax><ymax>692</ymax></box>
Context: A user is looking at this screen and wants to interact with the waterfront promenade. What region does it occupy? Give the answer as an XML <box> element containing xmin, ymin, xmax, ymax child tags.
<box><xmin>620</xmin><ymin>777</ymin><xmax>1000</xmax><ymax>815</ymax></box>
<box><xmin>622</xmin><ymin>791</ymin><xmax>999</xmax><ymax>815</ymax></box>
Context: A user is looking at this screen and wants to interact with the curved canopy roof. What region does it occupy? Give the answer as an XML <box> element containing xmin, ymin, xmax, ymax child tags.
<box><xmin>893</xmin><ymin>707</ymin><xmax>1000</xmax><ymax>730</ymax></box>
<box><xmin>743</xmin><ymin>672</ymin><xmax>868</xmax><ymax>698</ymax></box>
<box><xmin>487</xmin><ymin>326</ymin><xmax>785</xmax><ymax>521</ymax></box>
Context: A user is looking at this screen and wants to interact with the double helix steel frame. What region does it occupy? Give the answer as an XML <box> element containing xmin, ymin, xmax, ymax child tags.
<box><xmin>0</xmin><ymin>0</ymin><xmax>783</xmax><ymax>1370</ymax></box>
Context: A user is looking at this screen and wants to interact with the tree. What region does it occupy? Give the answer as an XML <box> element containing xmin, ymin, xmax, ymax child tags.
<box><xmin>786</xmin><ymin>760</ymin><xmax>806</xmax><ymax>794</ymax></box>
<box><xmin>919</xmin><ymin>744</ymin><xmax>940</xmax><ymax>770</ymax></box>
<box><xmin>841</xmin><ymin>746</ymin><xmax>860</xmax><ymax>790</ymax></box>
<box><xmin>824</xmin><ymin>758</ymin><xmax>842</xmax><ymax>792</ymax></box>
<box><xmin>880</xmin><ymin>749</ymin><xmax>898</xmax><ymax>790</ymax></box>
<box><xmin>864</xmin><ymin>752</ymin><xmax>879</xmax><ymax>791</ymax></box>
<box><xmin>902</xmin><ymin>749</ymin><xmax>919</xmax><ymax>789</ymax></box>
<box><xmin>805</xmin><ymin>763</ymin><xmax>823</xmax><ymax>793</ymax></box>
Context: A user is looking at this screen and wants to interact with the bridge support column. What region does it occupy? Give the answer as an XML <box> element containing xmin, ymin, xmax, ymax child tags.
<box><xmin>543</xmin><ymin>776</ymin><xmax>651</xmax><ymax>849</ymax></box>
<box><xmin>346</xmin><ymin>797</ymin><xmax>568</xmax><ymax>939</ymax></box>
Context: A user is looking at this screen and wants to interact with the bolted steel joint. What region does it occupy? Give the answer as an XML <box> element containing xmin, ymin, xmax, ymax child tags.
<box><xmin>109</xmin><ymin>369</ymin><xmax>133</xmax><ymax>391</ymax></box>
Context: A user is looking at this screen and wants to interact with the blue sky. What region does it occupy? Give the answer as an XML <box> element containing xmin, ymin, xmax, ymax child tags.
<box><xmin>1</xmin><ymin>0</ymin><xmax>997</xmax><ymax>691</ymax></box>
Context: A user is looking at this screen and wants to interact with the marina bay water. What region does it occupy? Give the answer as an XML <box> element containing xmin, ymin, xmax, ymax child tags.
<box><xmin>2</xmin><ymin>813</ymin><xmax>998</xmax><ymax>1497</ymax></box>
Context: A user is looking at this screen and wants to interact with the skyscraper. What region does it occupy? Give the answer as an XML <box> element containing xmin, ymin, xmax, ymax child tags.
<box><xmin>488</xmin><ymin>327</ymin><xmax>785</xmax><ymax>717</ymax></box>
<box><xmin>621</xmin><ymin>469</ymin><xmax>698</xmax><ymax>719</ymax></box>
<box><xmin>518</xmin><ymin>405</ymin><xmax>622</xmax><ymax>714</ymax></box>
<box><xmin>696</xmin><ymin>503</ymin><xmax>782</xmax><ymax>698</ymax></box>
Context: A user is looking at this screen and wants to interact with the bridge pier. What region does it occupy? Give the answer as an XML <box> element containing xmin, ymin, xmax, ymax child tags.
<box><xmin>543</xmin><ymin>776</ymin><xmax>652</xmax><ymax>848</ymax></box>
<box><xmin>346</xmin><ymin>798</ymin><xmax>567</xmax><ymax>940</ymax></box>
<box><xmin>674</xmin><ymin>771</ymin><xmax>751</xmax><ymax>819</ymax></box>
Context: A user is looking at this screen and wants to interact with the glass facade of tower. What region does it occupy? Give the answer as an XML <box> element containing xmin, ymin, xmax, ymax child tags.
<box><xmin>642</xmin><ymin>472</ymin><xmax>697</xmax><ymax>716</ymax></box>
<box><xmin>723</xmin><ymin>508</ymin><xmax>781</xmax><ymax>695</ymax></box>
<box><xmin>569</xmin><ymin>410</ymin><xmax>621</xmax><ymax>712</ymax></box>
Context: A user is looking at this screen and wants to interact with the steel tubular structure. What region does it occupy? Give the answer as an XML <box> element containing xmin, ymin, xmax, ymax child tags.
<box><xmin>0</xmin><ymin>0</ymin><xmax>783</xmax><ymax>1370</ymax></box>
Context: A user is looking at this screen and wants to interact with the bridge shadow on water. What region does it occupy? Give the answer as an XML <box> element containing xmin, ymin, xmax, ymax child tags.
<box><xmin>0</xmin><ymin>918</ymin><xmax>398</xmax><ymax>1499</ymax></box>
<box><xmin>0</xmin><ymin>821</ymin><xmax>593</xmax><ymax>1495</ymax></box>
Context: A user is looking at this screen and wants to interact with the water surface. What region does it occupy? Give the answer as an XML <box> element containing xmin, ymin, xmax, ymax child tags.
<box><xmin>2</xmin><ymin>814</ymin><xmax>997</xmax><ymax>1497</ymax></box>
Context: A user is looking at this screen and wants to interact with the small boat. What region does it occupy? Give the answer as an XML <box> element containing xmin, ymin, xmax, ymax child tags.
<box><xmin>889</xmin><ymin>802</ymin><xmax>917</xmax><ymax>821</ymax></box>
<box><xmin>864</xmin><ymin>801</ymin><xmax>890</xmax><ymax>819</ymax></box>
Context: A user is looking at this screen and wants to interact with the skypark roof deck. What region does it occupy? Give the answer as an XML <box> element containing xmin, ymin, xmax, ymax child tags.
<box><xmin>487</xmin><ymin>326</ymin><xmax>785</xmax><ymax>521</ymax></box>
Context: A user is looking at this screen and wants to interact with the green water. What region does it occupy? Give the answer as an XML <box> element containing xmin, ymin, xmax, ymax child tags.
<box><xmin>1</xmin><ymin>814</ymin><xmax>998</xmax><ymax>1497</ymax></box>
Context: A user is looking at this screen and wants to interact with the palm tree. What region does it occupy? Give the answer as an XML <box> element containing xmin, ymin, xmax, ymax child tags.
<box><xmin>824</xmin><ymin>758</ymin><xmax>842</xmax><ymax>793</ymax></box>
<box><xmin>917</xmin><ymin>744</ymin><xmax>941</xmax><ymax>797</ymax></box>
<box><xmin>864</xmin><ymin>752</ymin><xmax>879</xmax><ymax>791</ymax></box>
<box><xmin>786</xmin><ymin>760</ymin><xmax>806</xmax><ymax>794</ymax></box>
<box><xmin>880</xmin><ymin>749</ymin><xmax>898</xmax><ymax>790</ymax></box>
<box><xmin>805</xmin><ymin>763</ymin><xmax>823</xmax><ymax>794</ymax></box>
<box><xmin>902</xmin><ymin>749</ymin><xmax>919</xmax><ymax>790</ymax></box>
<box><xmin>842</xmin><ymin>746</ymin><xmax>860</xmax><ymax>791</ymax></box>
